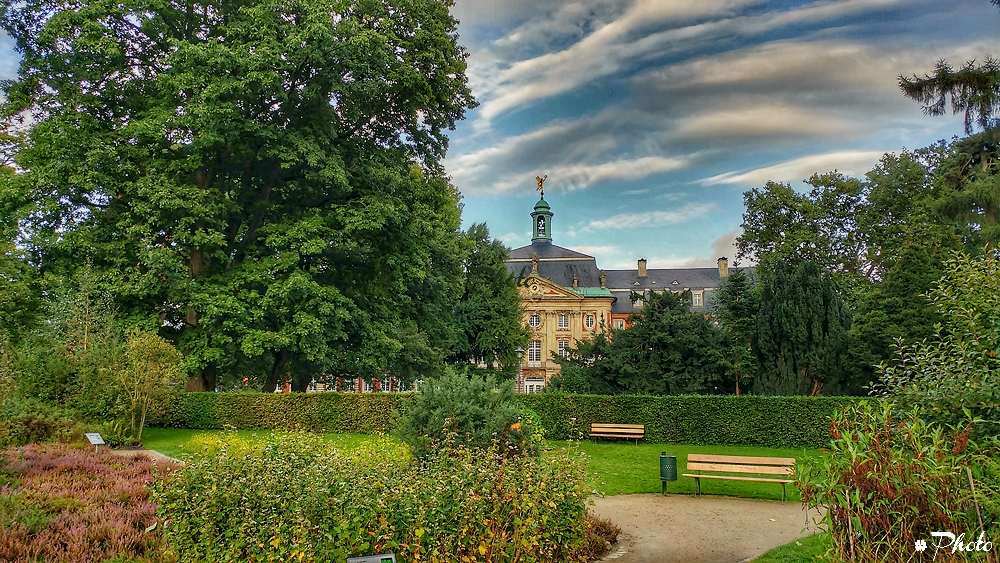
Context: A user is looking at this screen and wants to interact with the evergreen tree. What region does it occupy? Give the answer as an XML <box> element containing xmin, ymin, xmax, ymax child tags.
<box><xmin>450</xmin><ymin>223</ymin><xmax>529</xmax><ymax>375</ymax></box>
<box><xmin>713</xmin><ymin>268</ymin><xmax>759</xmax><ymax>395</ymax></box>
<box><xmin>754</xmin><ymin>261</ymin><xmax>851</xmax><ymax>396</ymax></box>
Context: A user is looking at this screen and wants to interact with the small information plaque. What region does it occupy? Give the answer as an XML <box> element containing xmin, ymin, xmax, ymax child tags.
<box><xmin>85</xmin><ymin>432</ymin><xmax>105</xmax><ymax>452</ymax></box>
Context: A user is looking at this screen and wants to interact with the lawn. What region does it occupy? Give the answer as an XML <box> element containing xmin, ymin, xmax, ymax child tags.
<box><xmin>752</xmin><ymin>533</ymin><xmax>832</xmax><ymax>562</ymax></box>
<box><xmin>140</xmin><ymin>427</ymin><xmax>387</xmax><ymax>459</ymax></box>
<box><xmin>143</xmin><ymin>428</ymin><xmax>822</xmax><ymax>502</ymax></box>
<box><xmin>556</xmin><ymin>440</ymin><xmax>823</xmax><ymax>501</ymax></box>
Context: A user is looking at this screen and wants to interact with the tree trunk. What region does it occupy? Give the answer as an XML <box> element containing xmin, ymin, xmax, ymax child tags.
<box><xmin>291</xmin><ymin>368</ymin><xmax>311</xmax><ymax>393</ymax></box>
<box><xmin>200</xmin><ymin>362</ymin><xmax>217</xmax><ymax>392</ymax></box>
<box><xmin>263</xmin><ymin>351</ymin><xmax>290</xmax><ymax>393</ymax></box>
<box><xmin>810</xmin><ymin>379</ymin><xmax>824</xmax><ymax>396</ymax></box>
<box><xmin>735</xmin><ymin>372</ymin><xmax>740</xmax><ymax>396</ymax></box>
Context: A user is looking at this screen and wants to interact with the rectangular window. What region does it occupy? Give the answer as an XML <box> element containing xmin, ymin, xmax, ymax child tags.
<box><xmin>558</xmin><ymin>313</ymin><xmax>569</xmax><ymax>329</ymax></box>
<box><xmin>614</xmin><ymin>319</ymin><xmax>625</xmax><ymax>330</ymax></box>
<box><xmin>363</xmin><ymin>379</ymin><xmax>373</xmax><ymax>393</ymax></box>
<box><xmin>558</xmin><ymin>340</ymin><xmax>570</xmax><ymax>358</ymax></box>
<box><xmin>528</xmin><ymin>340</ymin><xmax>542</xmax><ymax>367</ymax></box>
<box><xmin>693</xmin><ymin>293</ymin><xmax>703</xmax><ymax>307</ymax></box>
<box><xmin>524</xmin><ymin>379</ymin><xmax>545</xmax><ymax>394</ymax></box>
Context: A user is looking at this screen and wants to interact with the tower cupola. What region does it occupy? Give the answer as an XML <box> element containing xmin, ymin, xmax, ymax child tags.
<box><xmin>531</xmin><ymin>197</ymin><xmax>553</xmax><ymax>241</ymax></box>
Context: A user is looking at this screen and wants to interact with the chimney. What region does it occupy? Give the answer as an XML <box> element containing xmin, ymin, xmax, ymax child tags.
<box><xmin>637</xmin><ymin>258</ymin><xmax>647</xmax><ymax>278</ymax></box>
<box><xmin>717</xmin><ymin>257</ymin><xmax>729</xmax><ymax>278</ymax></box>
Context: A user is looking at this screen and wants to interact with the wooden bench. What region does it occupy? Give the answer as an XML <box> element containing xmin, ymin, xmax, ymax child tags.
<box><xmin>682</xmin><ymin>454</ymin><xmax>796</xmax><ymax>501</ymax></box>
<box><xmin>589</xmin><ymin>423</ymin><xmax>644</xmax><ymax>445</ymax></box>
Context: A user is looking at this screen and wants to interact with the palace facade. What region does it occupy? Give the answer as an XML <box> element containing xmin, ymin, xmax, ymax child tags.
<box><xmin>506</xmin><ymin>196</ymin><xmax>732</xmax><ymax>393</ymax></box>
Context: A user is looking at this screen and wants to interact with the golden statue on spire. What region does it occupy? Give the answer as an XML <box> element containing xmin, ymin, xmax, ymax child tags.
<box><xmin>535</xmin><ymin>174</ymin><xmax>548</xmax><ymax>197</ymax></box>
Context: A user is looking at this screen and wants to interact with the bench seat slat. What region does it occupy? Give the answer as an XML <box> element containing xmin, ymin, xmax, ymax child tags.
<box><xmin>681</xmin><ymin>473</ymin><xmax>793</xmax><ymax>484</ymax></box>
<box><xmin>687</xmin><ymin>454</ymin><xmax>795</xmax><ymax>466</ymax></box>
<box><xmin>590</xmin><ymin>424</ymin><xmax>645</xmax><ymax>430</ymax></box>
<box><xmin>685</xmin><ymin>462</ymin><xmax>794</xmax><ymax>476</ymax></box>
<box><xmin>590</xmin><ymin>429</ymin><xmax>644</xmax><ymax>435</ymax></box>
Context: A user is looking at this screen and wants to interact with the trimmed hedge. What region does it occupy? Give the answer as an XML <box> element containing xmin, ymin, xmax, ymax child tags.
<box><xmin>151</xmin><ymin>391</ymin><xmax>862</xmax><ymax>448</ymax></box>
<box><xmin>522</xmin><ymin>393</ymin><xmax>863</xmax><ymax>448</ymax></box>
<box><xmin>149</xmin><ymin>392</ymin><xmax>415</xmax><ymax>434</ymax></box>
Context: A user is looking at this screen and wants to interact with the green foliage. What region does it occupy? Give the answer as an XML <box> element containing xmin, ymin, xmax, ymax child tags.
<box><xmin>521</xmin><ymin>393</ymin><xmax>858</xmax><ymax>448</ymax></box>
<box><xmin>450</xmin><ymin>223</ymin><xmax>529</xmax><ymax>374</ymax></box>
<box><xmin>0</xmin><ymin>0</ymin><xmax>475</xmax><ymax>393</ymax></box>
<box><xmin>751</xmin><ymin>533</ymin><xmax>832</xmax><ymax>563</ymax></box>
<box><xmin>0</xmin><ymin>396</ymin><xmax>82</xmax><ymax>447</ymax></box>
<box><xmin>150</xmin><ymin>391</ymin><xmax>415</xmax><ymax>434</ymax></box>
<box><xmin>754</xmin><ymin>261</ymin><xmax>852</xmax><ymax>396</ymax></box>
<box><xmin>154</xmin><ymin>433</ymin><xmax>591</xmax><ymax>563</ymax></box>
<box><xmin>396</xmin><ymin>367</ymin><xmax>542</xmax><ymax>457</ymax></box>
<box><xmin>552</xmin><ymin>290</ymin><xmax>725</xmax><ymax>395</ymax></box>
<box><xmin>712</xmin><ymin>268</ymin><xmax>760</xmax><ymax>395</ymax></box>
<box><xmin>798</xmin><ymin>402</ymin><xmax>997</xmax><ymax>562</ymax></box>
<box><xmin>879</xmin><ymin>250</ymin><xmax>1000</xmax><ymax>435</ymax></box>
<box><xmin>900</xmin><ymin>56</ymin><xmax>1000</xmax><ymax>134</ymax></box>
<box><xmin>117</xmin><ymin>331</ymin><xmax>186</xmax><ymax>441</ymax></box>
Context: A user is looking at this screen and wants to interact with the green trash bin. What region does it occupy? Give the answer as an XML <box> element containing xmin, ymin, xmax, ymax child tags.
<box><xmin>659</xmin><ymin>452</ymin><xmax>677</xmax><ymax>494</ymax></box>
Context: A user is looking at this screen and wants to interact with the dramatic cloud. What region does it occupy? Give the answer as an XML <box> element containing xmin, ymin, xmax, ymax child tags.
<box><xmin>701</xmin><ymin>150</ymin><xmax>888</xmax><ymax>187</ymax></box>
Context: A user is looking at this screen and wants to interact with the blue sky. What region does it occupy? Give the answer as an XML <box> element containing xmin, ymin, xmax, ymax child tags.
<box><xmin>445</xmin><ymin>0</ymin><xmax>1000</xmax><ymax>269</ymax></box>
<box><xmin>1</xmin><ymin>1</ymin><xmax>997</xmax><ymax>270</ymax></box>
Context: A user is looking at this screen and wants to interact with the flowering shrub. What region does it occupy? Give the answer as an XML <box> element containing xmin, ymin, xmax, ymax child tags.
<box><xmin>154</xmin><ymin>432</ymin><xmax>592</xmax><ymax>562</ymax></box>
<box><xmin>0</xmin><ymin>443</ymin><xmax>178</xmax><ymax>563</ymax></box>
<box><xmin>797</xmin><ymin>402</ymin><xmax>998</xmax><ymax>562</ymax></box>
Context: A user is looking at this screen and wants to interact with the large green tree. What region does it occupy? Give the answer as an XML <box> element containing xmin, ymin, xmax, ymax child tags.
<box><xmin>552</xmin><ymin>290</ymin><xmax>724</xmax><ymax>395</ymax></box>
<box><xmin>753</xmin><ymin>261</ymin><xmax>852</xmax><ymax>396</ymax></box>
<box><xmin>0</xmin><ymin>0</ymin><xmax>475</xmax><ymax>391</ymax></box>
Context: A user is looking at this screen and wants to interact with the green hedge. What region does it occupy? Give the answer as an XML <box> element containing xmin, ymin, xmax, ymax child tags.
<box><xmin>149</xmin><ymin>392</ymin><xmax>415</xmax><ymax>434</ymax></box>
<box><xmin>521</xmin><ymin>394</ymin><xmax>864</xmax><ymax>448</ymax></box>
<box><xmin>152</xmin><ymin>391</ymin><xmax>862</xmax><ymax>448</ymax></box>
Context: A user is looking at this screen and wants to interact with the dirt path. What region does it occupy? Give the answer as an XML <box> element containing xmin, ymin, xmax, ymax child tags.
<box><xmin>107</xmin><ymin>448</ymin><xmax>184</xmax><ymax>465</ymax></box>
<box><xmin>589</xmin><ymin>494</ymin><xmax>823</xmax><ymax>563</ymax></box>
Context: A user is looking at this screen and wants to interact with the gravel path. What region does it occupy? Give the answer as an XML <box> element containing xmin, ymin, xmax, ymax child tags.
<box><xmin>107</xmin><ymin>448</ymin><xmax>184</xmax><ymax>465</ymax></box>
<box><xmin>589</xmin><ymin>494</ymin><xmax>823</xmax><ymax>563</ymax></box>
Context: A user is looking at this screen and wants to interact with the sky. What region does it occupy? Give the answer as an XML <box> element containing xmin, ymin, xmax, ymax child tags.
<box><xmin>444</xmin><ymin>0</ymin><xmax>1000</xmax><ymax>269</ymax></box>
<box><xmin>0</xmin><ymin>1</ymin><xmax>997</xmax><ymax>271</ymax></box>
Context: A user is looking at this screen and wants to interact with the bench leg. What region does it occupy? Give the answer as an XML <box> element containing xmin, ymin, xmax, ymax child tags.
<box><xmin>781</xmin><ymin>483</ymin><xmax>786</xmax><ymax>503</ymax></box>
<box><xmin>694</xmin><ymin>477</ymin><xmax>700</xmax><ymax>496</ymax></box>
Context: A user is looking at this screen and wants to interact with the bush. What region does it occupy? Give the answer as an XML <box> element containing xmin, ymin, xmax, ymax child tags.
<box><xmin>798</xmin><ymin>402</ymin><xmax>998</xmax><ymax>562</ymax></box>
<box><xmin>154</xmin><ymin>432</ymin><xmax>590</xmax><ymax>563</ymax></box>
<box><xmin>149</xmin><ymin>391</ymin><xmax>414</xmax><ymax>433</ymax></box>
<box><xmin>522</xmin><ymin>393</ymin><xmax>860</xmax><ymax>448</ymax></box>
<box><xmin>396</xmin><ymin>368</ymin><xmax>542</xmax><ymax>457</ymax></box>
<box><xmin>0</xmin><ymin>397</ymin><xmax>83</xmax><ymax>447</ymax></box>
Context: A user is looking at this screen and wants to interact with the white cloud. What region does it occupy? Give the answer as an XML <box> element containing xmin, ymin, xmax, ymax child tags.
<box><xmin>675</xmin><ymin>103</ymin><xmax>860</xmax><ymax>139</ymax></box>
<box><xmin>571</xmin><ymin>244</ymin><xmax>620</xmax><ymax>256</ymax></box>
<box><xmin>470</xmin><ymin>0</ymin><xmax>913</xmax><ymax>129</ymax></box>
<box><xmin>701</xmin><ymin>150</ymin><xmax>888</xmax><ymax>187</ymax></box>
<box><xmin>587</xmin><ymin>202</ymin><xmax>717</xmax><ymax>229</ymax></box>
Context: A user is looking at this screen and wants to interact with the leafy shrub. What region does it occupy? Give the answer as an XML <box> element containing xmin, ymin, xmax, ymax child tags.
<box><xmin>798</xmin><ymin>402</ymin><xmax>997</xmax><ymax>562</ymax></box>
<box><xmin>154</xmin><ymin>433</ymin><xmax>590</xmax><ymax>562</ymax></box>
<box><xmin>396</xmin><ymin>368</ymin><xmax>542</xmax><ymax>457</ymax></box>
<box><xmin>577</xmin><ymin>514</ymin><xmax>621</xmax><ymax>561</ymax></box>
<box><xmin>878</xmin><ymin>250</ymin><xmax>1000</xmax><ymax>436</ymax></box>
<box><xmin>117</xmin><ymin>330</ymin><xmax>185</xmax><ymax>441</ymax></box>
<box><xmin>150</xmin><ymin>391</ymin><xmax>414</xmax><ymax>433</ymax></box>
<box><xmin>0</xmin><ymin>443</ymin><xmax>178</xmax><ymax>563</ymax></box>
<box><xmin>153</xmin><ymin>391</ymin><xmax>854</xmax><ymax>448</ymax></box>
<box><xmin>523</xmin><ymin>393</ymin><xmax>860</xmax><ymax>448</ymax></box>
<box><xmin>0</xmin><ymin>397</ymin><xmax>82</xmax><ymax>447</ymax></box>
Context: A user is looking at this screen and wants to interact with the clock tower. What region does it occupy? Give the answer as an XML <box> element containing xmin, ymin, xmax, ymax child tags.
<box><xmin>531</xmin><ymin>197</ymin><xmax>553</xmax><ymax>242</ymax></box>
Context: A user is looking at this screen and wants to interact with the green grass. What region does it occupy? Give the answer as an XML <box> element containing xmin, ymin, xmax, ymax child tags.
<box><xmin>140</xmin><ymin>427</ymin><xmax>392</xmax><ymax>459</ymax></box>
<box><xmin>752</xmin><ymin>533</ymin><xmax>832</xmax><ymax>562</ymax></box>
<box><xmin>560</xmin><ymin>440</ymin><xmax>824</xmax><ymax>501</ymax></box>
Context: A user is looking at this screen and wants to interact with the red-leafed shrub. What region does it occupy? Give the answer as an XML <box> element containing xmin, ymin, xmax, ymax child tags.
<box><xmin>0</xmin><ymin>444</ymin><xmax>179</xmax><ymax>563</ymax></box>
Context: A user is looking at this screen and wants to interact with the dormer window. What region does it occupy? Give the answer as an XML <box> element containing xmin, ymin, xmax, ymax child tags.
<box><xmin>633</xmin><ymin>281</ymin><xmax>640</xmax><ymax>286</ymax></box>
<box><xmin>672</xmin><ymin>280</ymin><xmax>679</xmax><ymax>285</ymax></box>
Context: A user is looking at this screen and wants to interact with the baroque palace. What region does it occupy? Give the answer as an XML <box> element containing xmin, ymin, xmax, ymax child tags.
<box><xmin>506</xmin><ymin>183</ymin><xmax>732</xmax><ymax>393</ymax></box>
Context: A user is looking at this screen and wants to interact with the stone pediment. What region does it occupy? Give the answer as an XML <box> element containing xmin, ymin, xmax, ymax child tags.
<box><xmin>520</xmin><ymin>275</ymin><xmax>586</xmax><ymax>300</ymax></box>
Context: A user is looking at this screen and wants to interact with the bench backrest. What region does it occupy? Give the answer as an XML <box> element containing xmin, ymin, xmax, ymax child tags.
<box><xmin>686</xmin><ymin>454</ymin><xmax>795</xmax><ymax>476</ymax></box>
<box><xmin>590</xmin><ymin>423</ymin><xmax>644</xmax><ymax>435</ymax></box>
